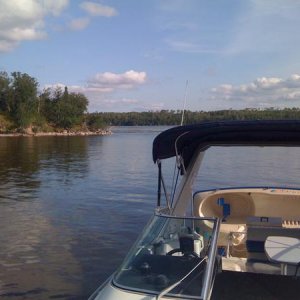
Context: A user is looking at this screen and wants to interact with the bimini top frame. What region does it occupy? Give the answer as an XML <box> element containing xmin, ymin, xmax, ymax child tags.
<box><xmin>153</xmin><ymin>120</ymin><xmax>300</xmax><ymax>170</ymax></box>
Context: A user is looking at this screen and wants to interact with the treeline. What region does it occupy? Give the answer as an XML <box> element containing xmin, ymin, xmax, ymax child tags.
<box><xmin>2</xmin><ymin>71</ymin><xmax>300</xmax><ymax>133</ymax></box>
<box><xmin>0</xmin><ymin>71</ymin><xmax>103</xmax><ymax>133</ymax></box>
<box><xmin>90</xmin><ymin>108</ymin><xmax>300</xmax><ymax>126</ymax></box>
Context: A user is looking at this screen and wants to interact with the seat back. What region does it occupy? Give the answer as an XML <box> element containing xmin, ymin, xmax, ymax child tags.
<box><xmin>246</xmin><ymin>217</ymin><xmax>282</xmax><ymax>260</ymax></box>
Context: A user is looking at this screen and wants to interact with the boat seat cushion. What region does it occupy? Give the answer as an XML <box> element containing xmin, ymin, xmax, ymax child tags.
<box><xmin>247</xmin><ymin>226</ymin><xmax>300</xmax><ymax>242</ymax></box>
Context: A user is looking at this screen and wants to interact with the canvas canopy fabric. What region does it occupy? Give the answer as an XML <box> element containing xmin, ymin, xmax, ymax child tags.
<box><xmin>152</xmin><ymin>120</ymin><xmax>300</xmax><ymax>170</ymax></box>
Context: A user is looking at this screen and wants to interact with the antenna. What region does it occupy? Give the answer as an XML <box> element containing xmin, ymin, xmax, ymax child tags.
<box><xmin>180</xmin><ymin>80</ymin><xmax>189</xmax><ymax>126</ymax></box>
<box><xmin>170</xmin><ymin>81</ymin><xmax>189</xmax><ymax>205</ymax></box>
<box><xmin>171</xmin><ymin>80</ymin><xmax>189</xmax><ymax>202</ymax></box>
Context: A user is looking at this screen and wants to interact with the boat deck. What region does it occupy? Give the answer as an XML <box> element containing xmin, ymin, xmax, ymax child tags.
<box><xmin>212</xmin><ymin>270</ymin><xmax>300</xmax><ymax>300</ymax></box>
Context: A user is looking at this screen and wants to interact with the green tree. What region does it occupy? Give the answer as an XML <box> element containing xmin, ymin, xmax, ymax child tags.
<box><xmin>10</xmin><ymin>72</ymin><xmax>39</xmax><ymax>127</ymax></box>
<box><xmin>86</xmin><ymin>113</ymin><xmax>106</xmax><ymax>130</ymax></box>
<box><xmin>0</xmin><ymin>71</ymin><xmax>11</xmax><ymax>112</ymax></box>
<box><xmin>43</xmin><ymin>86</ymin><xmax>88</xmax><ymax>129</ymax></box>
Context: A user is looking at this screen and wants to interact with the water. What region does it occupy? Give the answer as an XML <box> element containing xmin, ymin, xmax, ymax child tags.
<box><xmin>1</xmin><ymin>126</ymin><xmax>300</xmax><ymax>299</ymax></box>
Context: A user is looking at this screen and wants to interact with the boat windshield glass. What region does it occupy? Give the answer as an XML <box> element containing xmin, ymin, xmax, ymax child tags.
<box><xmin>113</xmin><ymin>213</ymin><xmax>218</xmax><ymax>299</ymax></box>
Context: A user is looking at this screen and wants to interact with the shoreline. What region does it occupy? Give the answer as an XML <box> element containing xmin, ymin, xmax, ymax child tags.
<box><xmin>0</xmin><ymin>129</ymin><xmax>112</xmax><ymax>137</ymax></box>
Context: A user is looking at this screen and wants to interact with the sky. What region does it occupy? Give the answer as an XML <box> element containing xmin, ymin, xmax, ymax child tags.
<box><xmin>1</xmin><ymin>0</ymin><xmax>300</xmax><ymax>112</ymax></box>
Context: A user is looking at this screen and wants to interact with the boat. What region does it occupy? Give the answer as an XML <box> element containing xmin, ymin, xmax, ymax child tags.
<box><xmin>89</xmin><ymin>120</ymin><xmax>300</xmax><ymax>300</ymax></box>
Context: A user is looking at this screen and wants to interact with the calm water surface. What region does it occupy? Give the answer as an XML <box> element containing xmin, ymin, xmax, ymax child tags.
<box><xmin>1</xmin><ymin>126</ymin><xmax>300</xmax><ymax>299</ymax></box>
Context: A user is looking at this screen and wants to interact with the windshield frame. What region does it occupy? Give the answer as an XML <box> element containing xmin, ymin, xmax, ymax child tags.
<box><xmin>112</xmin><ymin>210</ymin><xmax>220</xmax><ymax>299</ymax></box>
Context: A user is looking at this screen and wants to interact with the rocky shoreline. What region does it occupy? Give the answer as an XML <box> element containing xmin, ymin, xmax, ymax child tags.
<box><xmin>0</xmin><ymin>129</ymin><xmax>112</xmax><ymax>137</ymax></box>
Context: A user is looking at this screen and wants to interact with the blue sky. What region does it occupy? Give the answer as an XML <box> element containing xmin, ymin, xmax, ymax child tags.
<box><xmin>1</xmin><ymin>0</ymin><xmax>300</xmax><ymax>112</ymax></box>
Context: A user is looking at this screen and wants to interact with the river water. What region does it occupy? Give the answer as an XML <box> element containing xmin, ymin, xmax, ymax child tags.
<box><xmin>1</xmin><ymin>126</ymin><xmax>300</xmax><ymax>299</ymax></box>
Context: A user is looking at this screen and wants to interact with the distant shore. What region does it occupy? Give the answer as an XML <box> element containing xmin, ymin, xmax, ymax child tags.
<box><xmin>0</xmin><ymin>129</ymin><xmax>112</xmax><ymax>137</ymax></box>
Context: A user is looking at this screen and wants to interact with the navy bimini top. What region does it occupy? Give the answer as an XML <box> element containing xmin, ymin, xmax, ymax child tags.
<box><xmin>152</xmin><ymin>120</ymin><xmax>300</xmax><ymax>169</ymax></box>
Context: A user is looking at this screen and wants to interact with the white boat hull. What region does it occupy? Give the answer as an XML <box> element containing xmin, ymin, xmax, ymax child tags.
<box><xmin>90</xmin><ymin>279</ymin><xmax>156</xmax><ymax>300</ymax></box>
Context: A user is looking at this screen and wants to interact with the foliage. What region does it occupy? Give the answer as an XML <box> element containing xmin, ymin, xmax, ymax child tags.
<box><xmin>0</xmin><ymin>71</ymin><xmax>39</xmax><ymax>127</ymax></box>
<box><xmin>0</xmin><ymin>71</ymin><xmax>89</xmax><ymax>131</ymax></box>
<box><xmin>10</xmin><ymin>72</ymin><xmax>39</xmax><ymax>127</ymax></box>
<box><xmin>0</xmin><ymin>114</ymin><xmax>15</xmax><ymax>133</ymax></box>
<box><xmin>92</xmin><ymin>108</ymin><xmax>300</xmax><ymax>126</ymax></box>
<box><xmin>0</xmin><ymin>71</ymin><xmax>11</xmax><ymax>112</ymax></box>
<box><xmin>86</xmin><ymin>113</ymin><xmax>106</xmax><ymax>131</ymax></box>
<box><xmin>42</xmin><ymin>86</ymin><xmax>88</xmax><ymax>129</ymax></box>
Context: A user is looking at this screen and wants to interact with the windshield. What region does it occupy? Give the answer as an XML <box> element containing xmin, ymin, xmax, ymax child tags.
<box><xmin>113</xmin><ymin>213</ymin><xmax>218</xmax><ymax>299</ymax></box>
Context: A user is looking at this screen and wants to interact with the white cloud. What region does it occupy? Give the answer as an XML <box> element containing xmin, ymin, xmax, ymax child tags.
<box><xmin>146</xmin><ymin>102</ymin><xmax>165</xmax><ymax>111</ymax></box>
<box><xmin>44</xmin><ymin>0</ymin><xmax>69</xmax><ymax>16</ymax></box>
<box><xmin>104</xmin><ymin>98</ymin><xmax>139</xmax><ymax>105</ymax></box>
<box><xmin>68</xmin><ymin>17</ymin><xmax>90</xmax><ymax>31</ymax></box>
<box><xmin>253</xmin><ymin>77</ymin><xmax>282</xmax><ymax>89</ymax></box>
<box><xmin>0</xmin><ymin>26</ymin><xmax>46</xmax><ymax>41</ymax></box>
<box><xmin>44</xmin><ymin>83</ymin><xmax>114</xmax><ymax>94</ymax></box>
<box><xmin>96</xmin><ymin>98</ymin><xmax>164</xmax><ymax>112</ymax></box>
<box><xmin>80</xmin><ymin>1</ymin><xmax>118</xmax><ymax>17</ymax></box>
<box><xmin>66</xmin><ymin>1</ymin><xmax>118</xmax><ymax>32</ymax></box>
<box><xmin>0</xmin><ymin>0</ymin><xmax>69</xmax><ymax>52</ymax></box>
<box><xmin>44</xmin><ymin>83</ymin><xmax>82</xmax><ymax>91</ymax></box>
<box><xmin>87</xmin><ymin>70</ymin><xmax>147</xmax><ymax>91</ymax></box>
<box><xmin>43</xmin><ymin>81</ymin><xmax>164</xmax><ymax>112</ymax></box>
<box><xmin>0</xmin><ymin>40</ymin><xmax>15</xmax><ymax>52</ymax></box>
<box><xmin>211</xmin><ymin>74</ymin><xmax>300</xmax><ymax>107</ymax></box>
<box><xmin>44</xmin><ymin>70</ymin><xmax>148</xmax><ymax>111</ymax></box>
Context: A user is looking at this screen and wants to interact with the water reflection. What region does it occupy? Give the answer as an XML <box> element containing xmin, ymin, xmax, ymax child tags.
<box><xmin>0</xmin><ymin>207</ymin><xmax>82</xmax><ymax>299</ymax></box>
<box><xmin>38</xmin><ymin>137</ymin><xmax>89</xmax><ymax>175</ymax></box>
<box><xmin>0</xmin><ymin>136</ymin><xmax>91</xmax><ymax>299</ymax></box>
<box><xmin>0</xmin><ymin>137</ymin><xmax>89</xmax><ymax>201</ymax></box>
<box><xmin>0</xmin><ymin>131</ymin><xmax>159</xmax><ymax>299</ymax></box>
